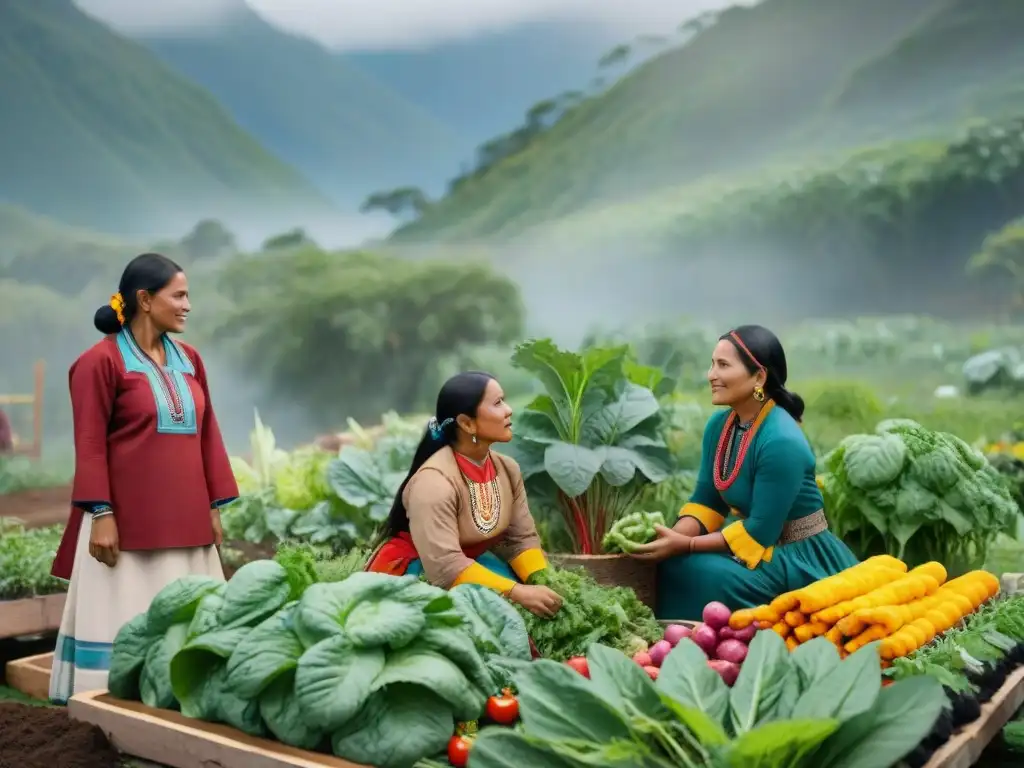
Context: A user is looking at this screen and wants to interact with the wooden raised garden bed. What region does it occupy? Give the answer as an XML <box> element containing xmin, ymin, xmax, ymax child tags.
<box><xmin>69</xmin><ymin>691</ymin><xmax>367</xmax><ymax>768</ymax></box>
<box><xmin>5</xmin><ymin>651</ymin><xmax>53</xmax><ymax>701</ymax></box>
<box><xmin>0</xmin><ymin>592</ymin><xmax>65</xmax><ymax>639</ymax></box>
<box><xmin>923</xmin><ymin>665</ymin><xmax>1024</xmax><ymax>768</ymax></box>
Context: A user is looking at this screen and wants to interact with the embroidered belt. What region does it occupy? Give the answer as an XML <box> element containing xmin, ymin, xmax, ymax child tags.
<box><xmin>777</xmin><ymin>510</ymin><xmax>828</xmax><ymax>546</ymax></box>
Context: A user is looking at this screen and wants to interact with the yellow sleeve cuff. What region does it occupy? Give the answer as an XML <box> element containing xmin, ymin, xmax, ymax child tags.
<box><xmin>680</xmin><ymin>503</ymin><xmax>726</xmax><ymax>534</ymax></box>
<box><xmin>508</xmin><ymin>548</ymin><xmax>548</xmax><ymax>582</ymax></box>
<box><xmin>722</xmin><ymin>521</ymin><xmax>774</xmax><ymax>569</ymax></box>
<box><xmin>451</xmin><ymin>562</ymin><xmax>517</xmax><ymax>595</ymax></box>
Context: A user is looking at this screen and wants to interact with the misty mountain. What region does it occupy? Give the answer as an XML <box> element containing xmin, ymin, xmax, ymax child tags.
<box><xmin>0</xmin><ymin>0</ymin><xmax>331</xmax><ymax>237</ymax></box>
<box><xmin>134</xmin><ymin>2</ymin><xmax>466</xmax><ymax>204</ymax></box>
<box><xmin>394</xmin><ymin>0</ymin><xmax>1024</xmax><ymax>242</ymax></box>
<box><xmin>342</xmin><ymin>19</ymin><xmax>626</xmax><ymax>149</ymax></box>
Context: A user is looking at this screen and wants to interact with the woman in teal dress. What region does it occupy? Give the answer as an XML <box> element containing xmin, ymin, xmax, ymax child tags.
<box><xmin>630</xmin><ymin>325</ymin><xmax>859</xmax><ymax>620</ymax></box>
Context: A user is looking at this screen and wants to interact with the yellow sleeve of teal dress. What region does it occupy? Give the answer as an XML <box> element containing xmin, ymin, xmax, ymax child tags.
<box><xmin>722</xmin><ymin>436</ymin><xmax>804</xmax><ymax>569</ymax></box>
<box><xmin>492</xmin><ymin>453</ymin><xmax>548</xmax><ymax>582</ymax></box>
<box><xmin>679</xmin><ymin>411</ymin><xmax>732</xmax><ymax>534</ymax></box>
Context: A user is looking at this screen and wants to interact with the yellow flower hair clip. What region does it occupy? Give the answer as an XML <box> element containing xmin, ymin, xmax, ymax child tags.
<box><xmin>109</xmin><ymin>292</ymin><xmax>126</xmax><ymax>325</ymax></box>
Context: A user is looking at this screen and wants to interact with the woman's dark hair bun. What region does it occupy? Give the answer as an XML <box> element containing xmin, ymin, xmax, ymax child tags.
<box><xmin>94</xmin><ymin>305</ymin><xmax>122</xmax><ymax>335</ymax></box>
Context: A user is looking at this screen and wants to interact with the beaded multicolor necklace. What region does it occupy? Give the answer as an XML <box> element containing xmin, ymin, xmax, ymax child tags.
<box><xmin>713</xmin><ymin>400</ymin><xmax>775</xmax><ymax>491</ymax></box>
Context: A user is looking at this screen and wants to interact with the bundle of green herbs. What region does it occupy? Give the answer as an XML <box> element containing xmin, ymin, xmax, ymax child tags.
<box><xmin>521</xmin><ymin>566</ymin><xmax>661</xmax><ymax>660</ymax></box>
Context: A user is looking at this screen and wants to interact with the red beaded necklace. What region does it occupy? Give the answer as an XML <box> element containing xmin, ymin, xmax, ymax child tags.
<box><xmin>713</xmin><ymin>400</ymin><xmax>775</xmax><ymax>491</ymax></box>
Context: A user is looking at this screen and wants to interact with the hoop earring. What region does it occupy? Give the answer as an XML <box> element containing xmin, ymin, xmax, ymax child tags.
<box><xmin>471</xmin><ymin>434</ymin><xmax>478</xmax><ymax>444</ymax></box>
<box><xmin>753</xmin><ymin>386</ymin><xmax>766</xmax><ymax>403</ymax></box>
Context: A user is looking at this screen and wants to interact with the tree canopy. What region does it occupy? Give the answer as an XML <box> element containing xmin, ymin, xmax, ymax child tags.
<box><xmin>215</xmin><ymin>247</ymin><xmax>525</xmax><ymax>422</ymax></box>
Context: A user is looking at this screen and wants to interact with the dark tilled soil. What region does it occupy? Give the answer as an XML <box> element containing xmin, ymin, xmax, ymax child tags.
<box><xmin>0</xmin><ymin>702</ymin><xmax>120</xmax><ymax>768</ymax></box>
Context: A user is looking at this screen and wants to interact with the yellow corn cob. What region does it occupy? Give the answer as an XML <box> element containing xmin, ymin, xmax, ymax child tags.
<box><xmin>794</xmin><ymin>621</ymin><xmax>829</xmax><ymax>643</ymax></box>
<box><xmin>825</xmin><ymin>625</ymin><xmax>844</xmax><ymax>646</ymax></box>
<box><xmin>792</xmin><ymin>557</ymin><xmax>907</xmax><ymax>614</ymax></box>
<box><xmin>813</xmin><ymin>565</ymin><xmax>942</xmax><ymax>624</ymax></box>
<box><xmin>785</xmin><ymin>611</ymin><xmax>806</xmax><ymax>628</ymax></box>
<box><xmin>844</xmin><ymin>624</ymin><xmax>889</xmax><ymax>653</ymax></box>
<box><xmin>753</xmin><ymin>605</ymin><xmax>781</xmax><ymax>624</ymax></box>
<box><xmin>728</xmin><ymin>608</ymin><xmax>758</xmax><ymax>630</ymax></box>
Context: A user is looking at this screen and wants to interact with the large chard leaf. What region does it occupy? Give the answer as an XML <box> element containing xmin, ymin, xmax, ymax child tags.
<box><xmin>729</xmin><ymin>630</ymin><xmax>793</xmax><ymax>734</ymax></box>
<box><xmin>510</xmin><ymin>339</ymin><xmax>672</xmax><ymax>506</ymax></box>
<box><xmin>510</xmin><ymin>340</ymin><xmax>627</xmax><ymax>435</ymax></box>
<box><xmin>586</xmin><ymin>644</ymin><xmax>667</xmax><ymax>720</ymax></box>
<box><xmin>581</xmin><ymin>381</ymin><xmax>661</xmax><ymax>444</ymax></box>
<box><xmin>512</xmin><ymin>658</ymin><xmax>635</xmax><ymax>743</ymax></box>
<box><xmin>727</xmin><ymin>718</ymin><xmax>841</xmax><ymax>768</ymax></box>
<box><xmin>789</xmin><ymin>637</ymin><xmax>841</xmax><ymax>691</ymax></box>
<box><xmin>813</xmin><ymin>675</ymin><xmax>944</xmax><ymax>768</ymax></box>
<box><xmin>657</xmin><ymin>638</ymin><xmax>729</xmax><ymax>725</ymax></box>
<box><xmin>544</xmin><ymin>443</ymin><xmax>606</xmax><ymax>497</ymax></box>
<box><xmin>790</xmin><ymin>644</ymin><xmax>881</xmax><ymax>722</ymax></box>
<box><xmin>461</xmin><ymin>729</ymin><xmax>579</xmax><ymax>768</ymax></box>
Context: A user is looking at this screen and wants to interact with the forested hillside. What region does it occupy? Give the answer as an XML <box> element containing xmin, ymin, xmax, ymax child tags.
<box><xmin>392</xmin><ymin>0</ymin><xmax>1024</xmax><ymax>243</ymax></box>
<box><xmin>0</xmin><ymin>0</ymin><xmax>331</xmax><ymax>235</ymax></box>
<box><xmin>137</xmin><ymin>2</ymin><xmax>465</xmax><ymax>205</ymax></box>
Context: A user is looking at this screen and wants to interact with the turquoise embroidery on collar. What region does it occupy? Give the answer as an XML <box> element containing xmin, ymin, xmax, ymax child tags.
<box><xmin>116</xmin><ymin>329</ymin><xmax>198</xmax><ymax>435</ymax></box>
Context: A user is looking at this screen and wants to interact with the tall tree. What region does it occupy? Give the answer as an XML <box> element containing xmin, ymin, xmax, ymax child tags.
<box><xmin>215</xmin><ymin>247</ymin><xmax>525</xmax><ymax>422</ymax></box>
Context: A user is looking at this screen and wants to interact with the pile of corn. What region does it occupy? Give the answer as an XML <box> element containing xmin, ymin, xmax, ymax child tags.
<box><xmin>728</xmin><ymin>555</ymin><xmax>1001</xmax><ymax>662</ymax></box>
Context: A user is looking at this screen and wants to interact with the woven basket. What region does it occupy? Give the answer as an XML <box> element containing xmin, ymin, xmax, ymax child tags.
<box><xmin>551</xmin><ymin>553</ymin><xmax>657</xmax><ymax>610</ymax></box>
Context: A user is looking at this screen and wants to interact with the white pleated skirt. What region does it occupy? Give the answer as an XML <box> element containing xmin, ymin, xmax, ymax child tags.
<box><xmin>48</xmin><ymin>514</ymin><xmax>224</xmax><ymax>703</ymax></box>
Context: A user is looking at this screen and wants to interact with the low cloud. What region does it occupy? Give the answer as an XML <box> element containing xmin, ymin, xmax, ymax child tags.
<box><xmin>77</xmin><ymin>0</ymin><xmax>745</xmax><ymax>50</ymax></box>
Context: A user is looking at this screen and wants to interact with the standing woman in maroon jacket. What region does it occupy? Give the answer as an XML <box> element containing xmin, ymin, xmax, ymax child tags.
<box><xmin>49</xmin><ymin>253</ymin><xmax>238</xmax><ymax>703</ymax></box>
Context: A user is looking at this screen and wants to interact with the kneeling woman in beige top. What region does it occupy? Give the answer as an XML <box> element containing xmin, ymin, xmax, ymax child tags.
<box><xmin>366</xmin><ymin>371</ymin><xmax>562</xmax><ymax>618</ymax></box>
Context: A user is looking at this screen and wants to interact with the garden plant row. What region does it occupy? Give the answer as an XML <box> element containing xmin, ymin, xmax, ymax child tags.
<box><xmin>94</xmin><ymin>541</ymin><xmax>1024</xmax><ymax>768</ymax></box>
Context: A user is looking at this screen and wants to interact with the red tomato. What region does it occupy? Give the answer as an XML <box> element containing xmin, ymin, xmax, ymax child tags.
<box><xmin>633</xmin><ymin>651</ymin><xmax>653</xmax><ymax>667</ymax></box>
<box><xmin>566</xmin><ymin>656</ymin><xmax>590</xmax><ymax>678</ymax></box>
<box><xmin>881</xmin><ymin>678</ymin><xmax>894</xmax><ymax>688</ymax></box>
<box><xmin>448</xmin><ymin>734</ymin><xmax>473</xmax><ymax>766</ymax></box>
<box><xmin>486</xmin><ymin>690</ymin><xmax>520</xmax><ymax>724</ymax></box>
<box><xmin>643</xmin><ymin>665</ymin><xmax>660</xmax><ymax>681</ymax></box>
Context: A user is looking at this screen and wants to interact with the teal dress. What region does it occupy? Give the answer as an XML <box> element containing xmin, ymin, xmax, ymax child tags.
<box><xmin>656</xmin><ymin>403</ymin><xmax>858</xmax><ymax>620</ymax></box>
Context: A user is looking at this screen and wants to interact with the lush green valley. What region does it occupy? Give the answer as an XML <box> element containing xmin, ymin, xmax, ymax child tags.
<box><xmin>137</xmin><ymin>4</ymin><xmax>465</xmax><ymax>206</ymax></box>
<box><xmin>392</xmin><ymin>0</ymin><xmax>1024</xmax><ymax>245</ymax></box>
<box><xmin>0</xmin><ymin>0</ymin><xmax>331</xmax><ymax>235</ymax></box>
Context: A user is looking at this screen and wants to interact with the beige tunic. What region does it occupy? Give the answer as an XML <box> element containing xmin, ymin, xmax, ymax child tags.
<box><xmin>403</xmin><ymin>447</ymin><xmax>543</xmax><ymax>588</ymax></box>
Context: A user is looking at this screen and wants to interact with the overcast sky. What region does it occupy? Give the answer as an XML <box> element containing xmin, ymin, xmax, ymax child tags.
<box><xmin>77</xmin><ymin>0</ymin><xmax>745</xmax><ymax>51</ymax></box>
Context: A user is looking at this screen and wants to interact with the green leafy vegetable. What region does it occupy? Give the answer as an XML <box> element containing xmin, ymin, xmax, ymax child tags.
<box><xmin>521</xmin><ymin>566</ymin><xmax>661</xmax><ymax>660</ymax></box>
<box><xmin>470</xmin><ymin>634</ymin><xmax>945</xmax><ymax>768</ymax></box>
<box><xmin>109</xmin><ymin>561</ymin><xmax>516</xmax><ymax>768</ymax></box>
<box><xmin>820</xmin><ymin>419</ymin><xmax>1020</xmax><ymax>570</ymax></box>
<box><xmin>601</xmin><ymin>510</ymin><xmax>666</xmax><ymax>553</ymax></box>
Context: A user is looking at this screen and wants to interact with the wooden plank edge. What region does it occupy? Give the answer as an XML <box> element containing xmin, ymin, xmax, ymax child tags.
<box><xmin>69</xmin><ymin>691</ymin><xmax>370</xmax><ymax>768</ymax></box>
<box><xmin>5</xmin><ymin>652</ymin><xmax>54</xmax><ymax>701</ymax></box>
<box><xmin>923</xmin><ymin>665</ymin><xmax>1024</xmax><ymax>768</ymax></box>
<box><xmin>0</xmin><ymin>593</ymin><xmax>66</xmax><ymax>639</ymax></box>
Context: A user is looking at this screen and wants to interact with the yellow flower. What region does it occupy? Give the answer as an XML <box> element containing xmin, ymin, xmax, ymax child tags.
<box><xmin>109</xmin><ymin>292</ymin><xmax>125</xmax><ymax>325</ymax></box>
